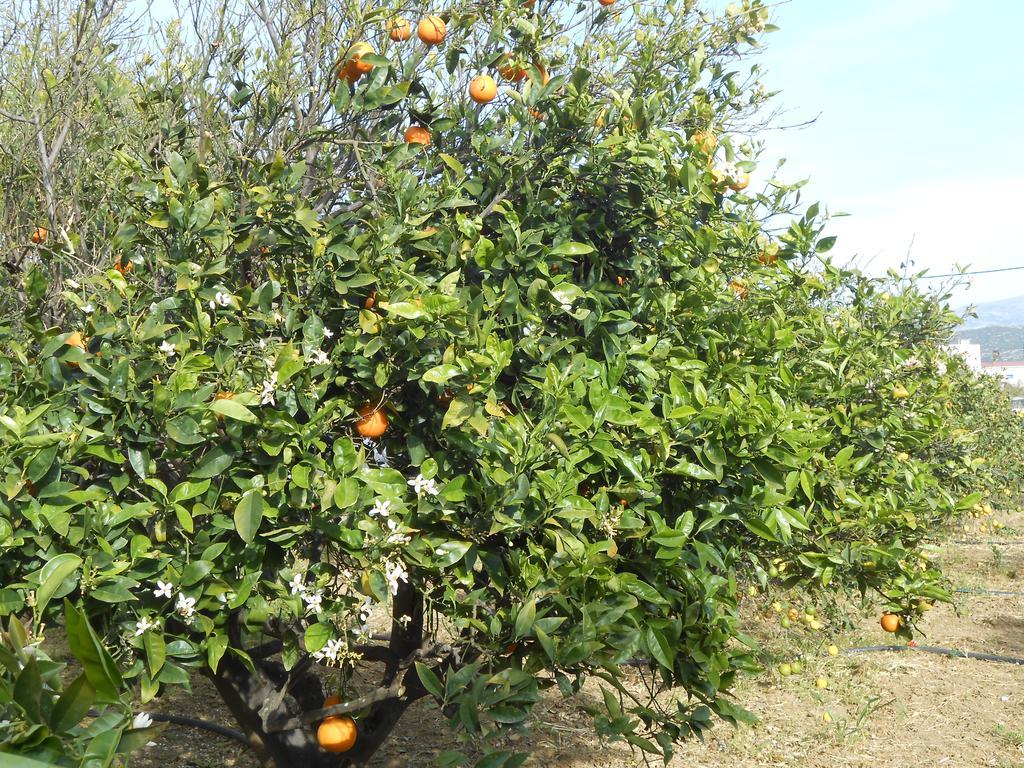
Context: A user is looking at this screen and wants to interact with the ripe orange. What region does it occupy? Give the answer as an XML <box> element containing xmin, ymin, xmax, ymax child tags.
<box><xmin>691</xmin><ymin>130</ymin><xmax>717</xmax><ymax>155</ymax></box>
<box><xmin>729</xmin><ymin>279</ymin><xmax>748</xmax><ymax>299</ymax></box>
<box><xmin>323</xmin><ymin>694</ymin><xmax>342</xmax><ymax>708</ymax></box>
<box><xmin>349</xmin><ymin>42</ymin><xmax>375</xmax><ymax>75</ymax></box>
<box><xmin>880</xmin><ymin>613</ymin><xmax>901</xmax><ymax>633</ymax></box>
<box><xmin>499</xmin><ymin>55</ymin><xmax>527</xmax><ymax>83</ymax></box>
<box><xmin>317</xmin><ymin>715</ymin><xmax>357</xmax><ymax>753</ymax></box>
<box><xmin>355</xmin><ymin>403</ymin><xmax>389</xmax><ymax>438</ymax></box>
<box><xmin>337</xmin><ymin>61</ymin><xmax>359</xmax><ymax>84</ymax></box>
<box><xmin>114</xmin><ymin>257</ymin><xmax>134</xmax><ymax>275</ymax></box>
<box><xmin>215</xmin><ymin>391</ymin><xmax>234</xmax><ymax>401</ymax></box>
<box><xmin>758</xmin><ymin>249</ymin><xmax>778</xmax><ymax>265</ymax></box>
<box><xmin>417</xmin><ymin>15</ymin><xmax>446</xmax><ymax>45</ymax></box>
<box><xmin>533</xmin><ymin>61</ymin><xmax>551</xmax><ymax>85</ymax></box>
<box><xmin>65</xmin><ymin>331</ymin><xmax>85</xmax><ymax>368</ymax></box>
<box><xmin>31</xmin><ymin>226</ymin><xmax>48</xmax><ymax>245</ymax></box>
<box><xmin>599</xmin><ymin>0</ymin><xmax>617</xmax><ymax>5</ymax></box>
<box><xmin>387</xmin><ymin>17</ymin><xmax>411</xmax><ymax>42</ymax></box>
<box><xmin>404</xmin><ymin>125</ymin><xmax>431</xmax><ymax>145</ymax></box>
<box><xmin>469</xmin><ymin>75</ymin><xmax>497</xmax><ymax>104</ymax></box>
<box><xmin>337</xmin><ymin>42</ymin><xmax>374</xmax><ymax>83</ymax></box>
<box><xmin>364</xmin><ymin>291</ymin><xmax>377</xmax><ymax>309</ymax></box>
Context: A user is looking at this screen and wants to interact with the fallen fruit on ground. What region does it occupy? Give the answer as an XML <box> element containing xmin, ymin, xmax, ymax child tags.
<box><xmin>828</xmin><ymin>644</ymin><xmax>840</xmax><ymax>656</ymax></box>
<box><xmin>816</xmin><ymin>677</ymin><xmax>828</xmax><ymax>689</ymax></box>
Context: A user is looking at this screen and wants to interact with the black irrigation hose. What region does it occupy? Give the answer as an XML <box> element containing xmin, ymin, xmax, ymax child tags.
<box><xmin>87</xmin><ymin>709</ymin><xmax>249</xmax><ymax>745</ymax></box>
<box><xmin>844</xmin><ymin>644</ymin><xmax>1024</xmax><ymax>666</ymax></box>
<box><xmin>955</xmin><ymin>587</ymin><xmax>1024</xmax><ymax>597</ymax></box>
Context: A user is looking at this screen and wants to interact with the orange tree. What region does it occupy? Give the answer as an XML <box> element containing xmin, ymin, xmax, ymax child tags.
<box><xmin>0</xmin><ymin>1</ymin><xmax>1013</xmax><ymax>766</ymax></box>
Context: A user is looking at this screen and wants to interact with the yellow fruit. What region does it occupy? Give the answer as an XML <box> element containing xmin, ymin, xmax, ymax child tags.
<box><xmin>822</xmin><ymin>712</ymin><xmax>833</xmax><ymax>723</ymax></box>
<box><xmin>827</xmin><ymin>644</ymin><xmax>839</xmax><ymax>656</ymax></box>
<box><xmin>810</xmin><ymin>619</ymin><xmax>823</xmax><ymax>631</ymax></box>
<box><xmin>815</xmin><ymin>677</ymin><xmax>828</xmax><ymax>689</ymax></box>
<box><xmin>728</xmin><ymin>172</ymin><xmax>750</xmax><ymax>191</ymax></box>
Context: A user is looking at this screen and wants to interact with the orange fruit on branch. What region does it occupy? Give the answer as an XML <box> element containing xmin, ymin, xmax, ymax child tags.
<box><xmin>404</xmin><ymin>125</ymin><xmax>431</xmax><ymax>145</ymax></box>
<box><xmin>31</xmin><ymin>226</ymin><xmax>48</xmax><ymax>244</ymax></box>
<box><xmin>469</xmin><ymin>75</ymin><xmax>497</xmax><ymax>104</ymax></box>
<box><xmin>418</xmin><ymin>15</ymin><xmax>446</xmax><ymax>45</ymax></box>
<box><xmin>498</xmin><ymin>55</ymin><xmax>527</xmax><ymax>83</ymax></box>
<box><xmin>387</xmin><ymin>17</ymin><xmax>411</xmax><ymax>42</ymax></box>
<box><xmin>317</xmin><ymin>715</ymin><xmax>357</xmax><ymax>753</ymax></box>
<box><xmin>114</xmin><ymin>257</ymin><xmax>134</xmax><ymax>275</ymax></box>
<box><xmin>880</xmin><ymin>613</ymin><xmax>901</xmax><ymax>633</ymax></box>
<box><xmin>532</xmin><ymin>61</ymin><xmax>550</xmax><ymax>85</ymax></box>
<box><xmin>599</xmin><ymin>0</ymin><xmax>617</xmax><ymax>5</ymax></box>
<box><xmin>355</xmin><ymin>403</ymin><xmax>389</xmax><ymax>438</ymax></box>
<box><xmin>691</xmin><ymin>130</ymin><xmax>717</xmax><ymax>155</ymax></box>
<box><xmin>65</xmin><ymin>331</ymin><xmax>86</xmax><ymax>350</ymax></box>
<box><xmin>728</xmin><ymin>172</ymin><xmax>750</xmax><ymax>192</ymax></box>
<box><xmin>323</xmin><ymin>694</ymin><xmax>342</xmax><ymax>709</ymax></box>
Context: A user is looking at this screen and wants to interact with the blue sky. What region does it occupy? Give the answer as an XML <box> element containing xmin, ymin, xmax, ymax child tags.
<box><xmin>739</xmin><ymin>0</ymin><xmax>1024</xmax><ymax>306</ymax></box>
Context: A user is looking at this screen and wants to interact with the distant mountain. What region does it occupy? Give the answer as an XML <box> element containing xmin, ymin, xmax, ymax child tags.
<box><xmin>953</xmin><ymin>325</ymin><xmax>1024</xmax><ymax>362</ymax></box>
<box><xmin>958</xmin><ymin>294</ymin><xmax>1024</xmax><ymax>329</ymax></box>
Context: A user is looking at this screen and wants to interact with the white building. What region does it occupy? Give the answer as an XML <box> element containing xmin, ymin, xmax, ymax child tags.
<box><xmin>981</xmin><ymin>361</ymin><xmax>1024</xmax><ymax>387</ymax></box>
<box><xmin>948</xmin><ymin>339</ymin><xmax>982</xmax><ymax>372</ymax></box>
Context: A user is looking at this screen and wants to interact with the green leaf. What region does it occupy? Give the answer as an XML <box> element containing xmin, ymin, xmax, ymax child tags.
<box><xmin>144</xmin><ymin>631</ymin><xmax>166</xmax><ymax>676</ymax></box>
<box><xmin>234</xmin><ymin>490</ymin><xmax>264</xmax><ymax>543</ymax></box>
<box><xmin>422</xmin><ymin>364</ymin><xmax>461</xmax><ymax>384</ymax></box>
<box><xmin>13</xmin><ymin>657</ymin><xmax>43</xmax><ymax>721</ymax></box>
<box><xmin>210</xmin><ymin>398</ymin><xmax>258</xmax><ymax>423</ymax></box>
<box><xmin>415</xmin><ymin>662</ymin><xmax>445</xmax><ymax>700</ymax></box>
<box><xmin>442</xmin><ymin>395</ymin><xmax>475</xmax><ymax>430</ymax></box>
<box><xmin>381</xmin><ymin>301</ymin><xmax>425</xmax><ymax>319</ymax></box>
<box><xmin>207</xmin><ymin>633</ymin><xmax>228</xmax><ymax>673</ymax></box>
<box><xmin>514</xmin><ymin>598</ymin><xmax>536</xmax><ymax>639</ymax></box>
<box><xmin>190</xmin><ymin>447</ymin><xmax>234</xmax><ymax>479</ymax></box>
<box><xmin>51</xmin><ymin>673</ymin><xmax>96</xmax><ymax>733</ymax></box>
<box><xmin>64</xmin><ymin>601</ymin><xmax>123</xmax><ymax>704</ymax></box>
<box><xmin>549</xmin><ymin>241</ymin><xmax>594</xmax><ymax>256</ymax></box>
<box><xmin>36</xmin><ymin>553</ymin><xmax>82</xmax><ymax>616</ymax></box>
<box><xmin>304</xmin><ymin>623</ymin><xmax>332</xmax><ymax>653</ymax></box>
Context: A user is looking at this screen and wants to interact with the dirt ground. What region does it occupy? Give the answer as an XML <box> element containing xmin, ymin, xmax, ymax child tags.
<box><xmin>133</xmin><ymin>509</ymin><xmax>1024</xmax><ymax>768</ymax></box>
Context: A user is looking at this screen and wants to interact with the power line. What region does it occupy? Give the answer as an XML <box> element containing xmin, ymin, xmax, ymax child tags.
<box><xmin>919</xmin><ymin>265</ymin><xmax>1024</xmax><ymax>279</ymax></box>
